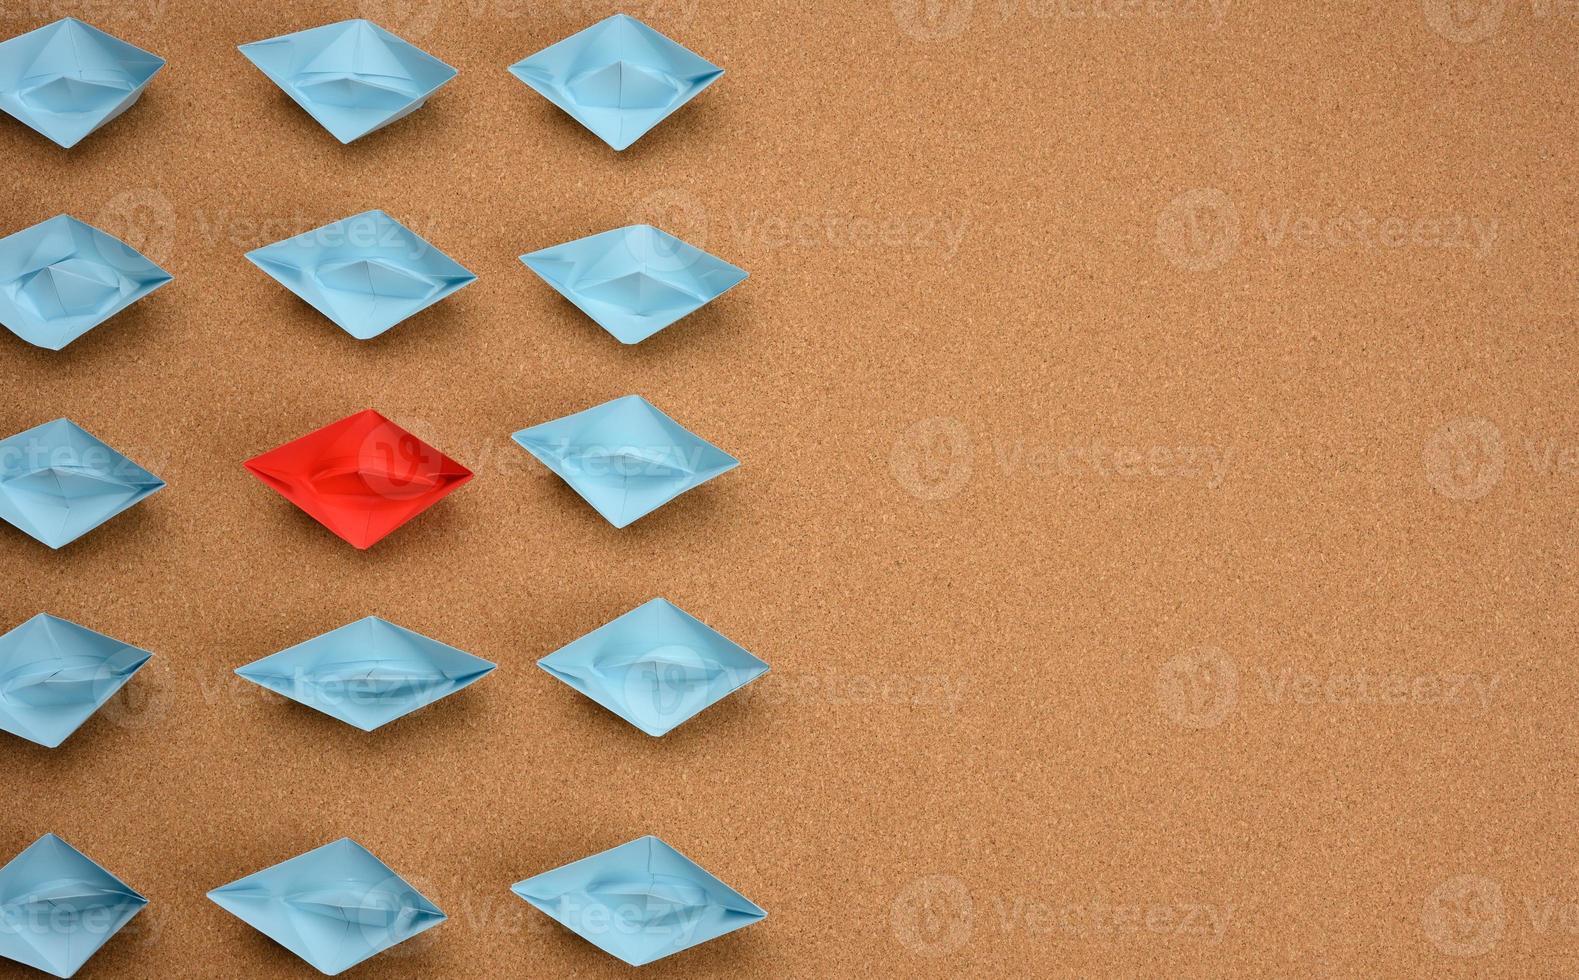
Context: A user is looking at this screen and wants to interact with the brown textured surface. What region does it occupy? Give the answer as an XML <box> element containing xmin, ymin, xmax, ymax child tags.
<box><xmin>2</xmin><ymin>0</ymin><xmax>1576</xmax><ymax>976</ymax></box>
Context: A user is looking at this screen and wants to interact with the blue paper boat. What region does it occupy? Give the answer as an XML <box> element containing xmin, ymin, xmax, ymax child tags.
<box><xmin>0</xmin><ymin>614</ymin><xmax>152</xmax><ymax>748</ymax></box>
<box><xmin>511</xmin><ymin>835</ymin><xmax>764</xmax><ymax>966</ymax></box>
<box><xmin>0</xmin><ymin>215</ymin><xmax>172</xmax><ymax>350</ymax></box>
<box><xmin>247</xmin><ymin>210</ymin><xmax>475</xmax><ymax>339</ymax></box>
<box><xmin>509</xmin><ymin>14</ymin><xmax>722</xmax><ymax>150</ymax></box>
<box><xmin>235</xmin><ymin>617</ymin><xmax>496</xmax><ymax>731</ymax></box>
<box><xmin>521</xmin><ymin>224</ymin><xmax>746</xmax><ymax>344</ymax></box>
<box><xmin>0</xmin><ymin>418</ymin><xmax>165</xmax><ymax>549</ymax></box>
<box><xmin>0</xmin><ymin>18</ymin><xmax>164</xmax><ymax>148</ymax></box>
<box><xmin>0</xmin><ymin>834</ymin><xmax>147</xmax><ymax>978</ymax></box>
<box><xmin>209</xmin><ymin>838</ymin><xmax>444</xmax><ymax>976</ymax></box>
<box><xmin>239</xmin><ymin>19</ymin><xmax>456</xmax><ymax>143</ymax></box>
<box><xmin>540</xmin><ymin>598</ymin><xmax>768</xmax><ymax>736</ymax></box>
<box><xmin>512</xmin><ymin>395</ymin><xmax>738</xmax><ymax>528</ymax></box>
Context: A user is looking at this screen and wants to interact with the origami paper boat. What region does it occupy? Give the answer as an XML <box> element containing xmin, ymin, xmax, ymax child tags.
<box><xmin>540</xmin><ymin>598</ymin><xmax>768</xmax><ymax>736</ymax></box>
<box><xmin>509</xmin><ymin>14</ymin><xmax>723</xmax><ymax>151</ymax></box>
<box><xmin>235</xmin><ymin>617</ymin><xmax>495</xmax><ymax>731</ymax></box>
<box><xmin>0</xmin><ymin>614</ymin><xmax>152</xmax><ymax>748</ymax></box>
<box><xmin>512</xmin><ymin>835</ymin><xmax>765</xmax><ymax>966</ymax></box>
<box><xmin>0</xmin><ymin>834</ymin><xmax>147</xmax><ymax>978</ymax></box>
<box><xmin>0</xmin><ymin>418</ymin><xmax>165</xmax><ymax>549</ymax></box>
<box><xmin>243</xmin><ymin>410</ymin><xmax>472</xmax><ymax>549</ymax></box>
<box><xmin>239</xmin><ymin>19</ymin><xmax>456</xmax><ymax>143</ymax></box>
<box><xmin>247</xmin><ymin>210</ymin><xmax>475</xmax><ymax>340</ymax></box>
<box><xmin>512</xmin><ymin>395</ymin><xmax>737</xmax><ymax>528</ymax></box>
<box><xmin>209</xmin><ymin>838</ymin><xmax>444</xmax><ymax>975</ymax></box>
<box><xmin>521</xmin><ymin>224</ymin><xmax>747</xmax><ymax>344</ymax></box>
<box><xmin>0</xmin><ymin>215</ymin><xmax>172</xmax><ymax>350</ymax></box>
<box><xmin>0</xmin><ymin>18</ymin><xmax>164</xmax><ymax>148</ymax></box>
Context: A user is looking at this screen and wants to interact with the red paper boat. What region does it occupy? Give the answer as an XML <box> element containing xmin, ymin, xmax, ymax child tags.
<box><xmin>244</xmin><ymin>410</ymin><xmax>472</xmax><ymax>549</ymax></box>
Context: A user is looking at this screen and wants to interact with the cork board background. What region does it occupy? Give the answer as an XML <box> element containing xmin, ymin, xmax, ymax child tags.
<box><xmin>2</xmin><ymin>0</ymin><xmax>1576</xmax><ymax>976</ymax></box>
